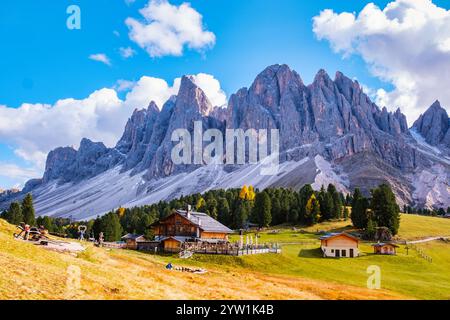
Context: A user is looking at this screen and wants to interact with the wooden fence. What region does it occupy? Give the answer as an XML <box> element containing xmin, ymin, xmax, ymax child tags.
<box><xmin>101</xmin><ymin>242</ymin><xmax>127</xmax><ymax>249</ymax></box>
<box><xmin>407</xmin><ymin>243</ymin><xmax>433</xmax><ymax>263</ymax></box>
<box><xmin>181</xmin><ymin>242</ymin><xmax>281</xmax><ymax>256</ymax></box>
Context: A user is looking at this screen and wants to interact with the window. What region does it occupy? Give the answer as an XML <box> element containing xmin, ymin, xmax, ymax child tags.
<box><xmin>331</xmin><ymin>249</ymin><xmax>334</xmax><ymax>253</ymax></box>
<box><xmin>341</xmin><ymin>250</ymin><xmax>346</xmax><ymax>257</ymax></box>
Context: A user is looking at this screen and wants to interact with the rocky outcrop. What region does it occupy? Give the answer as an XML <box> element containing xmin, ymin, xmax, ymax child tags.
<box><xmin>145</xmin><ymin>76</ymin><xmax>225</xmax><ymax>178</ymax></box>
<box><xmin>42</xmin><ymin>147</ymin><xmax>78</xmax><ymax>183</ymax></box>
<box><xmin>226</xmin><ymin>65</ymin><xmax>416</xmax><ymax>169</ymax></box>
<box><xmin>42</xmin><ymin>139</ymin><xmax>123</xmax><ymax>184</ymax></box>
<box><xmin>413</xmin><ymin>100</ymin><xmax>450</xmax><ymax>147</ymax></box>
<box><xmin>116</xmin><ymin>102</ymin><xmax>160</xmax><ymax>171</ymax></box>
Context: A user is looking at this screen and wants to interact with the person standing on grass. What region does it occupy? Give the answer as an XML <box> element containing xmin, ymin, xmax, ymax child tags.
<box><xmin>23</xmin><ymin>224</ymin><xmax>30</xmax><ymax>240</ymax></box>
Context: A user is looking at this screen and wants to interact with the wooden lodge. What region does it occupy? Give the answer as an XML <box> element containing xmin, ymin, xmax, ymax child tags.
<box><xmin>320</xmin><ymin>233</ymin><xmax>360</xmax><ymax>258</ymax></box>
<box><xmin>121</xmin><ymin>233</ymin><xmax>148</xmax><ymax>250</ymax></box>
<box><xmin>372</xmin><ymin>242</ymin><xmax>399</xmax><ymax>255</ymax></box>
<box><xmin>151</xmin><ymin>207</ymin><xmax>233</xmax><ymax>253</ymax></box>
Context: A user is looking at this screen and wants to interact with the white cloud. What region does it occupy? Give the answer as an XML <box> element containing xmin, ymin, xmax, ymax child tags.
<box><xmin>89</xmin><ymin>53</ymin><xmax>112</xmax><ymax>66</ymax></box>
<box><xmin>125</xmin><ymin>0</ymin><xmax>136</xmax><ymax>5</ymax></box>
<box><xmin>0</xmin><ymin>163</ymin><xmax>41</xmax><ymax>187</ymax></box>
<box><xmin>0</xmin><ymin>73</ymin><xmax>227</xmax><ymax>185</ymax></box>
<box><xmin>313</xmin><ymin>0</ymin><xmax>450</xmax><ymax>125</ymax></box>
<box><xmin>114</xmin><ymin>79</ymin><xmax>136</xmax><ymax>92</ymax></box>
<box><xmin>124</xmin><ymin>72</ymin><xmax>227</xmax><ymax>109</ymax></box>
<box><xmin>173</xmin><ymin>73</ymin><xmax>228</xmax><ymax>107</ymax></box>
<box><xmin>124</xmin><ymin>76</ymin><xmax>177</xmax><ymax>109</ymax></box>
<box><xmin>119</xmin><ymin>46</ymin><xmax>137</xmax><ymax>58</ymax></box>
<box><xmin>125</xmin><ymin>0</ymin><xmax>216</xmax><ymax>57</ymax></box>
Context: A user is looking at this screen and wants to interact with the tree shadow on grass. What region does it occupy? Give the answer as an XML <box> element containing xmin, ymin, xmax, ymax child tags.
<box><xmin>298</xmin><ymin>247</ymin><xmax>323</xmax><ymax>258</ymax></box>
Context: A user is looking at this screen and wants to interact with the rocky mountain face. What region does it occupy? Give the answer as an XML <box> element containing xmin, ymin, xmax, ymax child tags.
<box><xmin>412</xmin><ymin>100</ymin><xmax>450</xmax><ymax>149</ymax></box>
<box><xmin>1</xmin><ymin>65</ymin><xmax>449</xmax><ymax>218</ymax></box>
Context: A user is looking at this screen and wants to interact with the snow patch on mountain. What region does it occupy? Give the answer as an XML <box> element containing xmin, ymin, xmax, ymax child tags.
<box><xmin>410</xmin><ymin>129</ymin><xmax>442</xmax><ymax>155</ymax></box>
<box><xmin>312</xmin><ymin>156</ymin><xmax>349</xmax><ymax>194</ymax></box>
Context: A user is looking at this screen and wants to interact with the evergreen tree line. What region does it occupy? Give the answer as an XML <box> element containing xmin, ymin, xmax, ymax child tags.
<box><xmin>403</xmin><ymin>205</ymin><xmax>450</xmax><ymax>217</ymax></box>
<box><xmin>350</xmin><ymin>184</ymin><xmax>401</xmax><ymax>237</ymax></box>
<box><xmin>1</xmin><ymin>183</ymin><xmax>402</xmax><ymax>242</ymax></box>
<box><xmin>0</xmin><ymin>193</ymin><xmax>36</xmax><ymax>226</ymax></box>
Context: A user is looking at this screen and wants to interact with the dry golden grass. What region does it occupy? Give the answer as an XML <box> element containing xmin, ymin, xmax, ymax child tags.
<box><xmin>0</xmin><ymin>219</ymin><xmax>407</xmax><ymax>300</ymax></box>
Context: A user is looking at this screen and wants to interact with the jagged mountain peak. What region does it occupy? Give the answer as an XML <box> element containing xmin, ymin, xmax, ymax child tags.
<box><xmin>313</xmin><ymin>68</ymin><xmax>333</xmax><ymax>85</ymax></box>
<box><xmin>176</xmin><ymin>75</ymin><xmax>213</xmax><ymax>116</ymax></box>
<box><xmin>147</xmin><ymin>100</ymin><xmax>159</xmax><ymax>113</ymax></box>
<box><xmin>430</xmin><ymin>99</ymin><xmax>442</xmax><ymax>109</ymax></box>
<box><xmin>251</xmin><ymin>64</ymin><xmax>304</xmax><ymax>90</ymax></box>
<box><xmin>413</xmin><ymin>100</ymin><xmax>449</xmax><ymax>146</ymax></box>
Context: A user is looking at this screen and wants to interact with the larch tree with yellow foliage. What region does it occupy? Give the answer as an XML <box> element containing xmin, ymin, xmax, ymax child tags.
<box><xmin>118</xmin><ymin>207</ymin><xmax>126</xmax><ymax>218</ymax></box>
<box><xmin>239</xmin><ymin>185</ymin><xmax>249</xmax><ymax>200</ymax></box>
<box><xmin>196</xmin><ymin>197</ymin><xmax>206</xmax><ymax>212</ymax></box>
<box><xmin>240</xmin><ymin>185</ymin><xmax>256</xmax><ymax>201</ymax></box>
<box><xmin>305</xmin><ymin>194</ymin><xmax>321</xmax><ymax>226</ymax></box>
<box><xmin>247</xmin><ymin>185</ymin><xmax>256</xmax><ymax>201</ymax></box>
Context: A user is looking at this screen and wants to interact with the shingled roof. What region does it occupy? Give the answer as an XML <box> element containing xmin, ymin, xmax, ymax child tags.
<box><xmin>175</xmin><ymin>210</ymin><xmax>233</xmax><ymax>234</ymax></box>
<box><xmin>319</xmin><ymin>232</ymin><xmax>360</xmax><ymax>241</ymax></box>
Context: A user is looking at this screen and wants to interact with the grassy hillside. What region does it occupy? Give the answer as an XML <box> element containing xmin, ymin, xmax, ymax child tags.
<box><xmin>1</xmin><ymin>214</ymin><xmax>449</xmax><ymax>300</ymax></box>
<box><xmin>0</xmin><ymin>219</ymin><xmax>404</xmax><ymax>300</ymax></box>
<box><xmin>204</xmin><ymin>214</ymin><xmax>450</xmax><ymax>299</ymax></box>
<box><xmin>398</xmin><ymin>214</ymin><xmax>450</xmax><ymax>240</ymax></box>
<box><xmin>229</xmin><ymin>214</ymin><xmax>450</xmax><ymax>244</ymax></box>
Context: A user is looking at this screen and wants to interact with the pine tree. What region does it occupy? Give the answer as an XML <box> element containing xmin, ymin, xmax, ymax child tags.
<box><xmin>22</xmin><ymin>193</ymin><xmax>36</xmax><ymax>225</ymax></box>
<box><xmin>234</xmin><ymin>200</ymin><xmax>248</xmax><ymax>229</ymax></box>
<box><xmin>271</xmin><ymin>197</ymin><xmax>282</xmax><ymax>225</ymax></box>
<box><xmin>102</xmin><ymin>212</ymin><xmax>123</xmax><ymax>242</ymax></box>
<box><xmin>318</xmin><ymin>185</ymin><xmax>333</xmax><ymax>221</ymax></box>
<box><xmin>253</xmin><ymin>192</ymin><xmax>272</xmax><ymax>227</ymax></box>
<box><xmin>41</xmin><ymin>216</ymin><xmax>54</xmax><ymax>232</ymax></box>
<box><xmin>217</xmin><ymin>198</ymin><xmax>231</xmax><ymax>226</ymax></box>
<box><xmin>327</xmin><ymin>184</ymin><xmax>342</xmax><ymax>219</ymax></box>
<box><xmin>370</xmin><ymin>184</ymin><xmax>401</xmax><ymax>235</ymax></box>
<box><xmin>365</xmin><ymin>218</ymin><xmax>377</xmax><ymax>240</ymax></box>
<box><xmin>6</xmin><ymin>202</ymin><xmax>23</xmax><ymax>225</ymax></box>
<box><xmin>298</xmin><ymin>184</ymin><xmax>314</xmax><ymax>224</ymax></box>
<box><xmin>350</xmin><ymin>188</ymin><xmax>369</xmax><ymax>229</ymax></box>
<box><xmin>206</xmin><ymin>198</ymin><xmax>218</xmax><ymax>218</ymax></box>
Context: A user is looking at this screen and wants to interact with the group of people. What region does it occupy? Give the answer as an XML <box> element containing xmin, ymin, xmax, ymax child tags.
<box><xmin>15</xmin><ymin>223</ymin><xmax>48</xmax><ymax>241</ymax></box>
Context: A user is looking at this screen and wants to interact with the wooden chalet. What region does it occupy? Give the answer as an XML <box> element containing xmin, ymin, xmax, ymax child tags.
<box><xmin>152</xmin><ymin>208</ymin><xmax>233</xmax><ymax>253</ymax></box>
<box><xmin>372</xmin><ymin>242</ymin><xmax>399</xmax><ymax>255</ymax></box>
<box><xmin>320</xmin><ymin>233</ymin><xmax>360</xmax><ymax>258</ymax></box>
<box><xmin>121</xmin><ymin>234</ymin><xmax>148</xmax><ymax>250</ymax></box>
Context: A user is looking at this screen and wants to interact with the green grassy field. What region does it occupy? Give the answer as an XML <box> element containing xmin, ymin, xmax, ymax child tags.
<box><xmin>1</xmin><ymin>214</ymin><xmax>449</xmax><ymax>300</ymax></box>
<box><xmin>166</xmin><ymin>214</ymin><xmax>450</xmax><ymax>300</ymax></box>
<box><xmin>397</xmin><ymin>214</ymin><xmax>450</xmax><ymax>240</ymax></box>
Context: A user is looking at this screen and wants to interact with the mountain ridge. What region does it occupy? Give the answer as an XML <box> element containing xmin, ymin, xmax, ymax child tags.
<box><xmin>1</xmin><ymin>64</ymin><xmax>449</xmax><ymax>218</ymax></box>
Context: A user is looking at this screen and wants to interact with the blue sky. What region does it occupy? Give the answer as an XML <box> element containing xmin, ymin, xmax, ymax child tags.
<box><xmin>1</xmin><ymin>0</ymin><xmax>450</xmax><ymax>189</ymax></box>
<box><xmin>0</xmin><ymin>0</ymin><xmax>387</xmax><ymax>107</ymax></box>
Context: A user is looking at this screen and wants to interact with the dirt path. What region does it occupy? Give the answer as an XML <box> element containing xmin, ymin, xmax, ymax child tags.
<box><xmin>406</xmin><ymin>236</ymin><xmax>450</xmax><ymax>244</ymax></box>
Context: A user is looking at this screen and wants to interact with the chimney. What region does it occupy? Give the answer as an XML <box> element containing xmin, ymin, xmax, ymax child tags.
<box><xmin>187</xmin><ymin>204</ymin><xmax>192</xmax><ymax>219</ymax></box>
